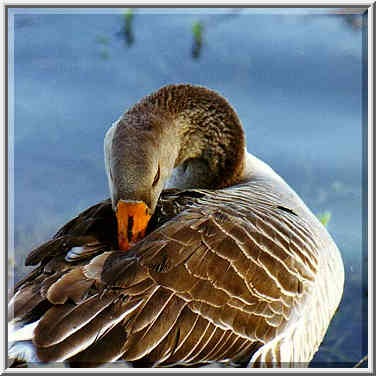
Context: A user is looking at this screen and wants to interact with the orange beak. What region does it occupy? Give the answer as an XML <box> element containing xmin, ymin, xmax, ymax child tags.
<box><xmin>116</xmin><ymin>200</ymin><xmax>151</xmax><ymax>251</ymax></box>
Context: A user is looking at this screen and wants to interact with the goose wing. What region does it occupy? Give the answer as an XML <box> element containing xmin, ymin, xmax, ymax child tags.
<box><xmin>9</xmin><ymin>182</ymin><xmax>327</xmax><ymax>367</ymax></box>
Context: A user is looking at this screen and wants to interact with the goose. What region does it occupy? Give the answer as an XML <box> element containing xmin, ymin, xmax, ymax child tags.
<box><xmin>8</xmin><ymin>84</ymin><xmax>344</xmax><ymax>368</ymax></box>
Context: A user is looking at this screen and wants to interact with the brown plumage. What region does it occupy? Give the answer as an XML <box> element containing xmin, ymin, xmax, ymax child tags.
<box><xmin>8</xmin><ymin>84</ymin><xmax>344</xmax><ymax>368</ymax></box>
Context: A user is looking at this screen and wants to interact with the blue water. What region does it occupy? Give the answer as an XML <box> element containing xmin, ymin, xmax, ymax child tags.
<box><xmin>8</xmin><ymin>8</ymin><xmax>367</xmax><ymax>368</ymax></box>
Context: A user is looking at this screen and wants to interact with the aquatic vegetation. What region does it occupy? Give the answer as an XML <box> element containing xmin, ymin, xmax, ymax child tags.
<box><xmin>318</xmin><ymin>211</ymin><xmax>331</xmax><ymax>227</ymax></box>
<box><xmin>192</xmin><ymin>20</ymin><xmax>204</xmax><ymax>59</ymax></box>
<box><xmin>95</xmin><ymin>35</ymin><xmax>110</xmax><ymax>45</ymax></box>
<box><xmin>99</xmin><ymin>49</ymin><xmax>110</xmax><ymax>60</ymax></box>
<box><xmin>123</xmin><ymin>8</ymin><xmax>135</xmax><ymax>46</ymax></box>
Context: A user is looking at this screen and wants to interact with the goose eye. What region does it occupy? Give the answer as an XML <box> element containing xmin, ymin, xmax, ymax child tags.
<box><xmin>153</xmin><ymin>165</ymin><xmax>160</xmax><ymax>187</ymax></box>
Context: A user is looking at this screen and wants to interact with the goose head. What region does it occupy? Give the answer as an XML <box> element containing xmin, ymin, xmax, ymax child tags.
<box><xmin>104</xmin><ymin>84</ymin><xmax>246</xmax><ymax>250</ymax></box>
<box><xmin>104</xmin><ymin>111</ymin><xmax>179</xmax><ymax>250</ymax></box>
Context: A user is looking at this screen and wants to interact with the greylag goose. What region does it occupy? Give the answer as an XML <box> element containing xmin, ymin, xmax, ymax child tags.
<box><xmin>8</xmin><ymin>84</ymin><xmax>344</xmax><ymax>368</ymax></box>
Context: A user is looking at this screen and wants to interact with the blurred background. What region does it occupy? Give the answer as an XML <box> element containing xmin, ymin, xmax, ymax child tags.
<box><xmin>7</xmin><ymin>7</ymin><xmax>367</xmax><ymax>368</ymax></box>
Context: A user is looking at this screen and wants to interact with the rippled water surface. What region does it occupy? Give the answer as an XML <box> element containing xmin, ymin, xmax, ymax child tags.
<box><xmin>8</xmin><ymin>7</ymin><xmax>367</xmax><ymax>368</ymax></box>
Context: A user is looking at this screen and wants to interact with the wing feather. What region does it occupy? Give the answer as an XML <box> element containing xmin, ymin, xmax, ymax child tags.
<box><xmin>9</xmin><ymin>181</ymin><xmax>342</xmax><ymax>367</ymax></box>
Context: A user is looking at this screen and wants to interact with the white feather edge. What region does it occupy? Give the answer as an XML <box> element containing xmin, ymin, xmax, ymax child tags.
<box><xmin>104</xmin><ymin>119</ymin><xmax>120</xmax><ymax>208</ymax></box>
<box><xmin>9</xmin><ymin>320</ymin><xmax>39</xmax><ymax>342</ymax></box>
<box><xmin>8</xmin><ymin>320</ymin><xmax>40</xmax><ymax>364</ymax></box>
